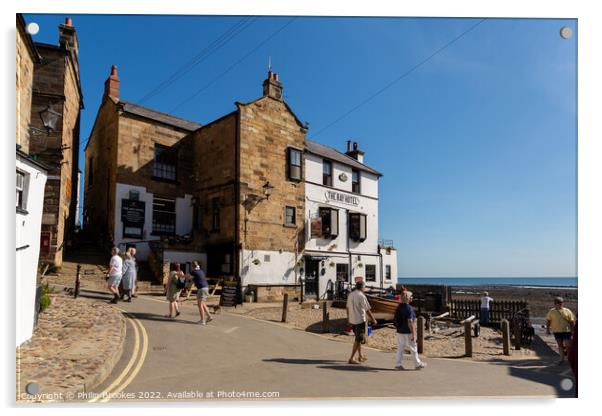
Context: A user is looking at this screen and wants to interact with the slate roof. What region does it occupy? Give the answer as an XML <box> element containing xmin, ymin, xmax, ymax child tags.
<box><xmin>119</xmin><ymin>100</ymin><xmax>202</xmax><ymax>131</ymax></box>
<box><xmin>305</xmin><ymin>140</ymin><xmax>382</xmax><ymax>177</ymax></box>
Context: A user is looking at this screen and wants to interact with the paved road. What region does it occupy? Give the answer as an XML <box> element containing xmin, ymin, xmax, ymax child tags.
<box><xmin>80</xmin><ymin>291</ymin><xmax>575</xmax><ymax>402</ymax></box>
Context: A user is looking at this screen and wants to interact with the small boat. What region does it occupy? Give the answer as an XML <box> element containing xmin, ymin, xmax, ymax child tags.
<box><xmin>366</xmin><ymin>294</ymin><xmax>400</xmax><ymax>320</ymax></box>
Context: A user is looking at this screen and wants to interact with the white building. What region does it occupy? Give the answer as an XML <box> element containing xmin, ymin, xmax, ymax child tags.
<box><xmin>16</xmin><ymin>149</ymin><xmax>48</xmax><ymax>346</ymax></box>
<box><xmin>301</xmin><ymin>140</ymin><xmax>397</xmax><ymax>299</ymax></box>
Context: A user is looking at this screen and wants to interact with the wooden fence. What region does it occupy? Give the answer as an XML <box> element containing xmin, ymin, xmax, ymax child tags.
<box><xmin>449</xmin><ymin>299</ymin><xmax>528</xmax><ymax>322</ymax></box>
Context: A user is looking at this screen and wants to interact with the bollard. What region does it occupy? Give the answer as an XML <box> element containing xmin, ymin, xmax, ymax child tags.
<box><xmin>281</xmin><ymin>293</ymin><xmax>289</xmax><ymax>322</ymax></box>
<box><xmin>322</xmin><ymin>302</ymin><xmax>330</xmax><ymax>333</ymax></box>
<box><xmin>464</xmin><ymin>321</ymin><xmax>473</xmax><ymax>357</ymax></box>
<box><xmin>299</xmin><ymin>279</ymin><xmax>304</xmax><ymax>304</ymax></box>
<box><xmin>74</xmin><ymin>264</ymin><xmax>81</xmax><ymax>299</ymax></box>
<box><xmin>501</xmin><ymin>319</ymin><xmax>511</xmax><ymax>355</ymax></box>
<box><xmin>417</xmin><ymin>316</ymin><xmax>425</xmax><ymax>353</ymax></box>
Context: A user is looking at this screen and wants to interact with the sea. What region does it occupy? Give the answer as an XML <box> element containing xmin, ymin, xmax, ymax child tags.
<box><xmin>396</xmin><ymin>277</ymin><xmax>577</xmax><ymax>289</ymax></box>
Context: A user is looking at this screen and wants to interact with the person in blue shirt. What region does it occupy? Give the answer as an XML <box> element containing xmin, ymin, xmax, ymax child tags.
<box><xmin>394</xmin><ymin>291</ymin><xmax>427</xmax><ymax>370</ymax></box>
<box><xmin>191</xmin><ymin>261</ymin><xmax>213</xmax><ymax>325</ymax></box>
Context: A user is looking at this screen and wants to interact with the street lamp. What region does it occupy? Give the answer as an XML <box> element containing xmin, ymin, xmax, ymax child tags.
<box><xmin>30</xmin><ymin>101</ymin><xmax>62</xmax><ymax>136</ymax></box>
<box><xmin>242</xmin><ymin>181</ymin><xmax>274</xmax><ymax>212</ymax></box>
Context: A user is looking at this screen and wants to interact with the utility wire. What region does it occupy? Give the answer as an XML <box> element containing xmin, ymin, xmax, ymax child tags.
<box><xmin>137</xmin><ymin>16</ymin><xmax>257</xmax><ymax>104</ymax></box>
<box><xmin>170</xmin><ymin>17</ymin><xmax>297</xmax><ymax>112</ymax></box>
<box><xmin>311</xmin><ymin>18</ymin><xmax>488</xmax><ymax>139</ymax></box>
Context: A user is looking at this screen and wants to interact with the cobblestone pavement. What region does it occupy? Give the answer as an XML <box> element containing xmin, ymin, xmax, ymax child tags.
<box><xmin>16</xmin><ymin>291</ymin><xmax>125</xmax><ymax>402</ymax></box>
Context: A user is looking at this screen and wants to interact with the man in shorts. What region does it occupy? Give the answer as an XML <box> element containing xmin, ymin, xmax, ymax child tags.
<box><xmin>106</xmin><ymin>247</ymin><xmax>123</xmax><ymax>304</ymax></box>
<box><xmin>346</xmin><ymin>281</ymin><xmax>376</xmax><ymax>364</ymax></box>
<box><xmin>191</xmin><ymin>261</ymin><xmax>212</xmax><ymax>325</ymax></box>
<box><xmin>546</xmin><ymin>296</ymin><xmax>576</xmax><ymax>363</ymax></box>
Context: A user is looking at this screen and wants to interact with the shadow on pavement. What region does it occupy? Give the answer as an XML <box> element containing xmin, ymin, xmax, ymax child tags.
<box><xmin>263</xmin><ymin>358</ymin><xmax>344</xmax><ymax>365</ymax></box>
<box><xmin>125</xmin><ymin>311</ymin><xmax>199</xmax><ymax>325</ymax></box>
<box><xmin>263</xmin><ymin>358</ymin><xmax>398</xmax><ymax>372</ymax></box>
<box><xmin>483</xmin><ymin>357</ymin><xmax>576</xmax><ymax>398</ymax></box>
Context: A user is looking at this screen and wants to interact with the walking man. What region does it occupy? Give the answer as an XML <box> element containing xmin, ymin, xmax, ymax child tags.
<box><xmin>394</xmin><ymin>291</ymin><xmax>427</xmax><ymax>370</ymax></box>
<box><xmin>191</xmin><ymin>261</ymin><xmax>213</xmax><ymax>325</ymax></box>
<box><xmin>546</xmin><ymin>297</ymin><xmax>576</xmax><ymax>363</ymax></box>
<box><xmin>106</xmin><ymin>247</ymin><xmax>123</xmax><ymax>304</ymax></box>
<box><xmin>480</xmin><ymin>291</ymin><xmax>494</xmax><ymax>325</ymax></box>
<box><xmin>346</xmin><ymin>281</ymin><xmax>376</xmax><ymax>364</ymax></box>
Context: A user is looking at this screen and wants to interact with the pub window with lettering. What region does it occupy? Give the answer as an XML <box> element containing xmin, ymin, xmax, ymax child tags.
<box><xmin>365</xmin><ymin>264</ymin><xmax>376</xmax><ymax>282</ymax></box>
<box><xmin>152</xmin><ymin>197</ymin><xmax>176</xmax><ymax>235</ymax></box>
<box><xmin>153</xmin><ymin>144</ymin><xmax>177</xmax><ymax>181</ymax></box>
<box><xmin>319</xmin><ymin>207</ymin><xmax>338</xmax><ymax>238</ymax></box>
<box><xmin>322</xmin><ymin>160</ymin><xmax>332</xmax><ymax>186</ymax></box>
<box><xmin>352</xmin><ymin>169</ymin><xmax>361</xmax><ymax>193</ymax></box>
<box><xmin>287</xmin><ymin>147</ymin><xmax>302</xmax><ymax>181</ymax></box>
<box><xmin>285</xmin><ymin>206</ymin><xmax>296</xmax><ymax>226</ymax></box>
<box><xmin>349</xmin><ymin>212</ymin><xmax>367</xmax><ymax>242</ymax></box>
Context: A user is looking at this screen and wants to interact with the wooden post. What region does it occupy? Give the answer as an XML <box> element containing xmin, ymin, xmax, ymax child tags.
<box><xmin>464</xmin><ymin>321</ymin><xmax>473</xmax><ymax>357</ymax></box>
<box><xmin>501</xmin><ymin>319</ymin><xmax>511</xmax><ymax>355</ymax></box>
<box><xmin>322</xmin><ymin>302</ymin><xmax>330</xmax><ymax>333</ymax></box>
<box><xmin>513</xmin><ymin>319</ymin><xmax>521</xmax><ymax>350</ymax></box>
<box><xmin>417</xmin><ymin>316</ymin><xmax>425</xmax><ymax>353</ymax></box>
<box><xmin>281</xmin><ymin>293</ymin><xmax>289</xmax><ymax>323</ymax></box>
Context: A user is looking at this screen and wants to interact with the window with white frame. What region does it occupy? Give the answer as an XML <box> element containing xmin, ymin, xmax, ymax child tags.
<box><xmin>365</xmin><ymin>264</ymin><xmax>376</xmax><ymax>282</ymax></box>
<box><xmin>153</xmin><ymin>144</ymin><xmax>177</xmax><ymax>181</ymax></box>
<box><xmin>16</xmin><ymin>170</ymin><xmax>26</xmax><ymax>211</ymax></box>
<box><xmin>152</xmin><ymin>197</ymin><xmax>176</xmax><ymax>235</ymax></box>
<box><xmin>287</xmin><ymin>147</ymin><xmax>302</xmax><ymax>181</ymax></box>
<box><xmin>285</xmin><ymin>206</ymin><xmax>296</xmax><ymax>226</ymax></box>
<box><xmin>349</xmin><ymin>212</ymin><xmax>367</xmax><ymax>242</ymax></box>
<box><xmin>385</xmin><ymin>265</ymin><xmax>391</xmax><ymax>281</ymax></box>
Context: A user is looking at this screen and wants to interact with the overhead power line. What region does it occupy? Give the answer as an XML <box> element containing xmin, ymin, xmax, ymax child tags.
<box><xmin>311</xmin><ymin>18</ymin><xmax>488</xmax><ymax>139</ymax></box>
<box><xmin>137</xmin><ymin>16</ymin><xmax>258</xmax><ymax>104</ymax></box>
<box><xmin>170</xmin><ymin>17</ymin><xmax>297</xmax><ymax>112</ymax></box>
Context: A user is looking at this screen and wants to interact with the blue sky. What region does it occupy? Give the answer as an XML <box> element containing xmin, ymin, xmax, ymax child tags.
<box><xmin>24</xmin><ymin>14</ymin><xmax>577</xmax><ymax>277</ymax></box>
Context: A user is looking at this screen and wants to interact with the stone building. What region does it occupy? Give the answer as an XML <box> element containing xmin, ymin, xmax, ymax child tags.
<box><xmin>16</xmin><ymin>14</ymin><xmax>48</xmax><ymax>345</ymax></box>
<box><xmin>83</xmin><ymin>66</ymin><xmax>202</xmax><ymax>267</ymax></box>
<box><xmin>28</xmin><ymin>17</ymin><xmax>83</xmax><ymax>266</ymax></box>
<box><xmin>84</xmin><ymin>68</ymin><xmax>397</xmax><ymax>300</ymax></box>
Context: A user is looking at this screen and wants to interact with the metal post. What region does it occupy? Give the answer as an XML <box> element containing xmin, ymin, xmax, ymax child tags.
<box><xmin>464</xmin><ymin>321</ymin><xmax>473</xmax><ymax>357</ymax></box>
<box><xmin>74</xmin><ymin>264</ymin><xmax>81</xmax><ymax>299</ymax></box>
<box><xmin>417</xmin><ymin>316</ymin><xmax>425</xmax><ymax>354</ymax></box>
<box><xmin>322</xmin><ymin>302</ymin><xmax>330</xmax><ymax>333</ymax></box>
<box><xmin>501</xmin><ymin>319</ymin><xmax>511</xmax><ymax>355</ymax></box>
<box><xmin>281</xmin><ymin>293</ymin><xmax>289</xmax><ymax>323</ymax></box>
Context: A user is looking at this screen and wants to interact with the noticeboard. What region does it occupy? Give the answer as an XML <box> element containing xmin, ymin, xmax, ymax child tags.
<box><xmin>219</xmin><ymin>279</ymin><xmax>240</xmax><ymax>307</ymax></box>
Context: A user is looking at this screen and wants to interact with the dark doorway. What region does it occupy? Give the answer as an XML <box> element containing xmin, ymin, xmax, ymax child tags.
<box><xmin>304</xmin><ymin>257</ymin><xmax>320</xmax><ymax>299</ymax></box>
<box><xmin>206</xmin><ymin>243</ymin><xmax>234</xmax><ymax>278</ymax></box>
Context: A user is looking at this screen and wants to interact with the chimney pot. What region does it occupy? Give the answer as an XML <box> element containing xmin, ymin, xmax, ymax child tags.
<box><xmin>65</xmin><ymin>17</ymin><xmax>73</xmax><ymax>26</ymax></box>
<box><xmin>274</xmin><ymin>73</ymin><xmax>279</xmax><ymax>81</ymax></box>
<box><xmin>111</xmin><ymin>65</ymin><xmax>118</xmax><ymax>76</ymax></box>
<box><xmin>347</xmin><ymin>140</ymin><xmax>352</xmax><ymax>152</ymax></box>
<box><xmin>353</xmin><ymin>142</ymin><xmax>358</xmax><ymax>151</ymax></box>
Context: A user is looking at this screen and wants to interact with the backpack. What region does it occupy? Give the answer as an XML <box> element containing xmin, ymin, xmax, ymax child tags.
<box><xmin>175</xmin><ymin>275</ymin><xmax>186</xmax><ymax>289</ymax></box>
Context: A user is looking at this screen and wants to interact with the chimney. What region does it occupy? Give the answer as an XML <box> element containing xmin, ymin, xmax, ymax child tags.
<box><xmin>103</xmin><ymin>65</ymin><xmax>120</xmax><ymax>101</ymax></box>
<box><xmin>59</xmin><ymin>17</ymin><xmax>79</xmax><ymax>57</ymax></box>
<box><xmin>262</xmin><ymin>69</ymin><xmax>283</xmax><ymax>100</ymax></box>
<box><xmin>345</xmin><ymin>140</ymin><xmax>365</xmax><ymax>163</ymax></box>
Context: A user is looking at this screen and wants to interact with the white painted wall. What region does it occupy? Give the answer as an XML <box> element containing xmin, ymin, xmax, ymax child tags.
<box><xmin>163</xmin><ymin>250</ymin><xmax>207</xmax><ymax>271</ymax></box>
<box><xmin>382</xmin><ymin>248</ymin><xmax>398</xmax><ymax>288</ymax></box>
<box><xmin>113</xmin><ymin>182</ymin><xmax>193</xmax><ymax>261</ymax></box>
<box><xmin>16</xmin><ymin>157</ymin><xmax>47</xmax><ymax>346</ymax></box>
<box><xmin>240</xmin><ymin>249</ymin><xmax>298</xmax><ymax>287</ymax></box>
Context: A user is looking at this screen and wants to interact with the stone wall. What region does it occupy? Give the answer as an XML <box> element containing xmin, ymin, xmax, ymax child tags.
<box><xmin>237</xmin><ymin>97</ymin><xmax>306</xmax><ymax>254</ymax></box>
<box><xmin>247</xmin><ymin>284</ymin><xmax>302</xmax><ymax>302</ymax></box>
<box><xmin>29</xmin><ymin>43</ymin><xmax>81</xmax><ymax>266</ymax></box>
<box><xmin>84</xmin><ymin>98</ymin><xmax>119</xmax><ymax>241</ymax></box>
<box><xmin>192</xmin><ymin>113</ymin><xmax>238</xmax><ymax>247</ymax></box>
<box><xmin>16</xmin><ymin>18</ymin><xmax>36</xmax><ymax>154</ymax></box>
<box><xmin>116</xmin><ymin>113</ymin><xmax>194</xmax><ymax>198</ymax></box>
